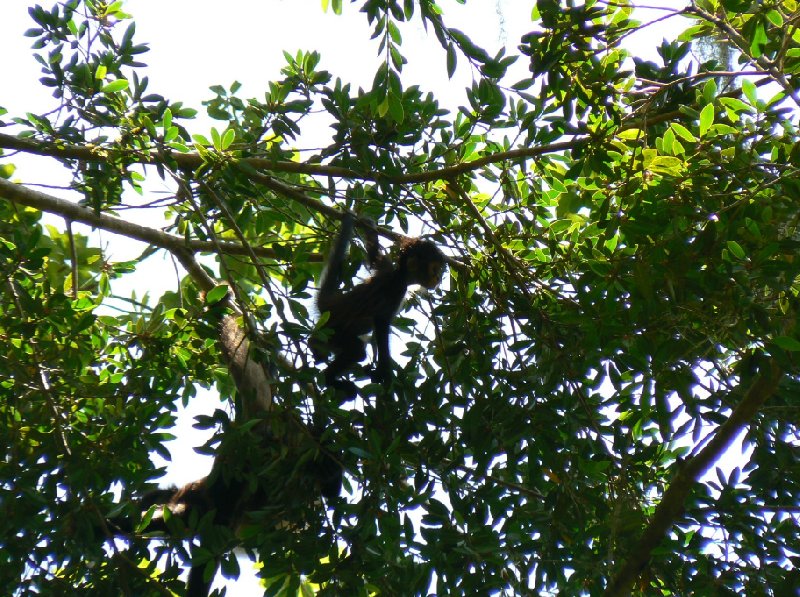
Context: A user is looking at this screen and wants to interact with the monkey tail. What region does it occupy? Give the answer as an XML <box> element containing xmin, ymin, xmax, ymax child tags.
<box><xmin>318</xmin><ymin>213</ymin><xmax>355</xmax><ymax>300</ymax></box>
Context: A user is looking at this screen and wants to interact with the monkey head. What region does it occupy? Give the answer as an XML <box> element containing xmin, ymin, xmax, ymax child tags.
<box><xmin>399</xmin><ymin>238</ymin><xmax>447</xmax><ymax>289</ymax></box>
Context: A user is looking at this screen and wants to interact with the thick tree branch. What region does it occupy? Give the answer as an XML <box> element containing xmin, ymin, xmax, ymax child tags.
<box><xmin>0</xmin><ymin>177</ymin><xmax>319</xmax><ymax>261</ymax></box>
<box><xmin>171</xmin><ymin>246</ymin><xmax>273</xmax><ymax>419</ymax></box>
<box><xmin>0</xmin><ymin>133</ymin><xmax>430</xmax><ymax>246</ymax></box>
<box><xmin>602</xmin><ymin>362</ymin><xmax>784</xmax><ymax>597</ymax></box>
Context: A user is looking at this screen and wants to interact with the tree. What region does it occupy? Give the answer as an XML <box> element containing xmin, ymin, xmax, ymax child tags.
<box><xmin>2</xmin><ymin>0</ymin><xmax>800</xmax><ymax>595</ymax></box>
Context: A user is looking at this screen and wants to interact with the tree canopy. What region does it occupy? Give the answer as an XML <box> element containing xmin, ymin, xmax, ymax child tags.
<box><xmin>2</xmin><ymin>1</ymin><xmax>800</xmax><ymax>595</ymax></box>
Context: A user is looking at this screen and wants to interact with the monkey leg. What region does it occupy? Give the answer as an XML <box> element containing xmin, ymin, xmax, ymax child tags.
<box><xmin>324</xmin><ymin>335</ymin><xmax>367</xmax><ymax>400</ymax></box>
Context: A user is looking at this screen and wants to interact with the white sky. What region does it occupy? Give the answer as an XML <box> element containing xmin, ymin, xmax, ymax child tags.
<box><xmin>1</xmin><ymin>2</ymin><xmax>702</xmax><ymax>594</ymax></box>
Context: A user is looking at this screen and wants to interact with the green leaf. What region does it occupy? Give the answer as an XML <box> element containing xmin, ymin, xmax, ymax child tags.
<box><xmin>449</xmin><ymin>28</ymin><xmax>490</xmax><ymax>63</ymax></box>
<box><xmin>670</xmin><ymin>123</ymin><xmax>696</xmax><ymax>142</ymax></box>
<box><xmin>377</xmin><ymin>97</ymin><xmax>390</xmax><ymax>118</ymax></box>
<box><xmin>719</xmin><ymin>96</ymin><xmax>753</xmax><ymax>115</ymax></box>
<box><xmin>168</xmin><ymin>141</ymin><xmax>190</xmax><ymax>152</ymax></box>
<box><xmin>388</xmin><ymin>94</ymin><xmax>405</xmax><ymax>123</ymax></box>
<box><xmin>773</xmin><ymin>336</ymin><xmax>800</xmax><ymax>351</ymax></box>
<box><xmin>702</xmin><ymin>78</ymin><xmax>717</xmax><ymax>105</ymax></box>
<box><xmin>388</xmin><ymin>21</ymin><xmax>402</xmax><ymax>44</ymax></box>
<box><xmin>749</xmin><ymin>18</ymin><xmax>767</xmax><ymax>58</ymax></box>
<box><xmin>766</xmin><ymin>9</ymin><xmax>784</xmax><ymax>27</ymax></box>
<box><xmin>101</xmin><ymin>79</ymin><xmax>128</xmax><ymax>93</ymax></box>
<box><xmin>164</xmin><ymin>127</ymin><xmax>179</xmax><ymax>143</ymax></box>
<box><xmin>589</xmin><ymin>260</ymin><xmax>612</xmax><ymax>276</ymax></box>
<box><xmin>206</xmin><ymin>285</ymin><xmax>229</xmax><ymax>305</ymax></box>
<box><xmin>699</xmin><ymin>103</ymin><xmax>714</xmax><ymax>137</ymax></box>
<box><xmin>726</xmin><ymin>240</ymin><xmax>745</xmax><ymax>260</ymax></box>
<box><xmin>446</xmin><ymin>44</ymin><xmax>457</xmax><ymax>78</ymax></box>
<box><xmin>741</xmin><ymin>78</ymin><xmax>758</xmax><ymax>106</ymax></box>
<box><xmin>220</xmin><ymin>128</ymin><xmax>235</xmax><ymax>150</ymax></box>
<box><xmin>647</xmin><ymin>155</ymin><xmax>684</xmax><ymax>176</ymax></box>
<box><xmin>721</xmin><ymin>0</ymin><xmax>752</xmax><ymax>9</ymax></box>
<box><xmin>662</xmin><ymin>128</ymin><xmax>675</xmax><ymax>155</ymax></box>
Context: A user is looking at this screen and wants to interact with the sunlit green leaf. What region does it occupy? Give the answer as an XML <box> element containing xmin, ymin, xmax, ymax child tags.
<box><xmin>742</xmin><ymin>78</ymin><xmax>758</xmax><ymax>106</ymax></box>
<box><xmin>699</xmin><ymin>103</ymin><xmax>714</xmax><ymax>137</ymax></box>
<box><xmin>670</xmin><ymin>123</ymin><xmax>696</xmax><ymax>142</ymax></box>
<box><xmin>101</xmin><ymin>79</ymin><xmax>128</xmax><ymax>93</ymax></box>
<box><xmin>766</xmin><ymin>9</ymin><xmax>784</xmax><ymax>27</ymax></box>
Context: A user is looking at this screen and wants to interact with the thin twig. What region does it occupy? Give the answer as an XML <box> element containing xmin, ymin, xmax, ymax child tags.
<box><xmin>65</xmin><ymin>219</ymin><xmax>79</xmax><ymax>299</ymax></box>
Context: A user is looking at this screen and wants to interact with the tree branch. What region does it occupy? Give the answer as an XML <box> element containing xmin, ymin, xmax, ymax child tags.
<box><xmin>0</xmin><ymin>131</ymin><xmax>583</xmax><ymax>187</ymax></box>
<box><xmin>602</xmin><ymin>362</ymin><xmax>784</xmax><ymax>596</ymax></box>
<box><xmin>686</xmin><ymin>4</ymin><xmax>800</xmax><ymax>108</ymax></box>
<box><xmin>0</xmin><ymin>177</ymin><xmax>319</xmax><ymax>261</ymax></box>
<box><xmin>0</xmin><ymin>131</ymin><xmax>360</xmax><ymax>179</ymax></box>
<box><xmin>0</xmin><ymin>133</ymin><xmax>440</xmax><ymax>247</ymax></box>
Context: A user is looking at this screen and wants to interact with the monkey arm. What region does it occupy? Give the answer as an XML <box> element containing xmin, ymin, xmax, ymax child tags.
<box><xmin>318</xmin><ymin>213</ymin><xmax>355</xmax><ymax>302</ymax></box>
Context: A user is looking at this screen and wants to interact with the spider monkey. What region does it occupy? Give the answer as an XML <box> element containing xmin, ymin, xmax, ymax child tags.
<box><xmin>104</xmin><ymin>477</ymin><xmax>232</xmax><ymax>597</ymax></box>
<box><xmin>107</xmin><ymin>442</ymin><xmax>341</xmax><ymax>597</ymax></box>
<box><xmin>315</xmin><ymin>214</ymin><xmax>446</xmax><ymax>398</ymax></box>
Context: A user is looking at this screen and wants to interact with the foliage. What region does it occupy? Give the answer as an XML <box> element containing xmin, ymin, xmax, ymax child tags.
<box><xmin>2</xmin><ymin>0</ymin><xmax>800</xmax><ymax>595</ymax></box>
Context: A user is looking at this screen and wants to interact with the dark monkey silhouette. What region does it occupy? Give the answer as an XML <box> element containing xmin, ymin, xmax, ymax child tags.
<box><xmin>315</xmin><ymin>214</ymin><xmax>446</xmax><ymax>397</ymax></box>
<box><xmin>107</xmin><ymin>441</ymin><xmax>341</xmax><ymax>597</ymax></box>
<box><xmin>105</xmin><ymin>477</ymin><xmax>241</xmax><ymax>597</ymax></box>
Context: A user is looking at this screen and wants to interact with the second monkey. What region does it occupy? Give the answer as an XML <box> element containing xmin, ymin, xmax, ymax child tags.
<box><xmin>314</xmin><ymin>214</ymin><xmax>446</xmax><ymax>398</ymax></box>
